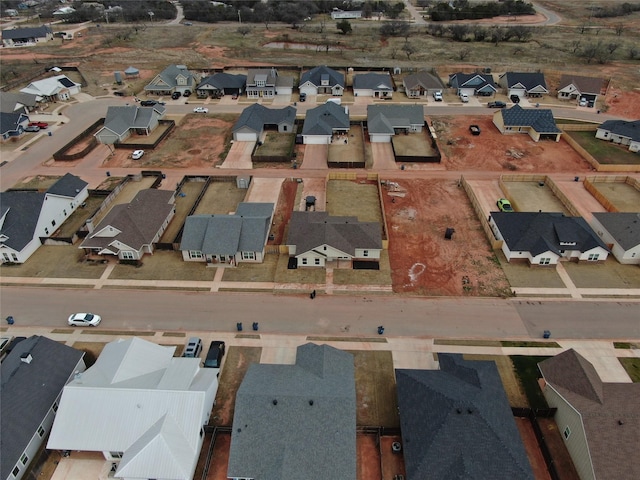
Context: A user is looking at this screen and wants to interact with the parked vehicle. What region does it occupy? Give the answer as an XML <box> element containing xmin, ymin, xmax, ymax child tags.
<box><xmin>299</xmin><ymin>92</ymin><xmax>307</xmax><ymax>102</ymax></box>
<box><xmin>231</xmin><ymin>93</ymin><xmax>239</xmax><ymax>100</ymax></box>
<box><xmin>193</xmin><ymin>107</ymin><xmax>208</xmax><ymax>113</ymax></box>
<box><xmin>459</xmin><ymin>93</ymin><xmax>469</xmax><ymax>103</ymax></box>
<box><xmin>203</xmin><ymin>341</ymin><xmax>226</xmax><ymax>368</ymax></box>
<box><xmin>510</xmin><ymin>94</ymin><xmax>520</xmax><ymax>104</ymax></box>
<box><xmin>497</xmin><ymin>198</ymin><xmax>514</xmax><ymax>212</ymax></box>
<box><xmin>114</xmin><ymin>91</ymin><xmax>126</xmax><ymax>96</ymax></box>
<box><xmin>68</xmin><ymin>313</ymin><xmax>101</xmax><ymax>327</ymax></box>
<box><xmin>469</xmin><ymin>125</ymin><xmax>481</xmax><ymax>136</ymax></box>
<box><xmin>182</xmin><ymin>337</ymin><xmax>203</xmax><ymax>358</ymax></box>
<box><xmin>131</xmin><ymin>150</ymin><xmax>144</xmax><ymax>160</ymax></box>
<box><xmin>25</xmin><ymin>125</ymin><xmax>40</xmax><ymax>132</ymax></box>
<box><xmin>140</xmin><ymin>100</ymin><xmax>157</xmax><ymax>106</ymax></box>
<box><xmin>171</xmin><ymin>92</ymin><xmax>181</xmax><ymax>100</ymax></box>
<box><xmin>487</xmin><ymin>101</ymin><xmax>506</xmax><ymax>108</ymax></box>
<box><xmin>433</xmin><ymin>91</ymin><xmax>443</xmax><ymax>102</ymax></box>
<box><xmin>29</xmin><ymin>121</ymin><xmax>48</xmax><ymax>129</ymax></box>
<box><xmin>579</xmin><ymin>98</ymin><xmax>588</xmax><ymax>107</ymax></box>
<box><xmin>183</xmin><ymin>90</ymin><xmax>192</xmax><ymax>97</ymax></box>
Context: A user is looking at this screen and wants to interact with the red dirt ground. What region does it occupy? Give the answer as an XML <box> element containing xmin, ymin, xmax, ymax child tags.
<box><xmin>383</xmin><ymin>178</ymin><xmax>511</xmax><ymax>296</ymax></box>
<box><xmin>204</xmin><ymin>431</ymin><xmax>230</xmax><ymax>480</ymax></box>
<box><xmin>604</xmin><ymin>85</ymin><xmax>640</xmax><ymax>120</ymax></box>
<box><xmin>433</xmin><ymin>116</ymin><xmax>593</xmax><ymax>173</ymax></box>
<box><xmin>515</xmin><ymin>417</ymin><xmax>552</xmax><ymax>480</ymax></box>
<box><xmin>357</xmin><ymin>434</ymin><xmax>382</xmax><ymax>480</ymax></box>
<box><xmin>269</xmin><ymin>178</ymin><xmax>298</xmax><ymax>244</ymax></box>
<box><xmin>380</xmin><ymin>436</ymin><xmax>406</xmax><ymax>479</ymax></box>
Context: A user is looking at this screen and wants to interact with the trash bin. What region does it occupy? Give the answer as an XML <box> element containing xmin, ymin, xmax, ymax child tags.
<box><xmin>252</xmin><ymin>322</ymin><xmax>259</xmax><ymax>331</ymax></box>
<box><xmin>6</xmin><ymin>316</ymin><xmax>14</xmax><ymax>325</ymax></box>
<box><xmin>378</xmin><ymin>326</ymin><xmax>385</xmax><ymax>335</ymax></box>
<box><xmin>236</xmin><ymin>322</ymin><xmax>243</xmax><ymax>332</ymax></box>
<box><xmin>543</xmin><ymin>330</ymin><xmax>551</xmax><ymax>339</ymax></box>
<box><xmin>47</xmin><ymin>131</ymin><xmax>52</xmax><ymax>137</ymax></box>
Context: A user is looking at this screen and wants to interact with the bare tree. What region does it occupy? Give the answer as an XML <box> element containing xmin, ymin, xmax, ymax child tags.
<box><xmin>449</xmin><ymin>24</ymin><xmax>470</xmax><ymax>42</ymax></box>
<box><xmin>571</xmin><ymin>40</ymin><xmax>582</xmax><ymax>54</ymax></box>
<box><xmin>237</xmin><ymin>26</ymin><xmax>251</xmax><ymax>37</ymax></box>
<box><xmin>614</xmin><ymin>23</ymin><xmax>625</xmax><ymax>36</ymax></box>
<box><xmin>402</xmin><ymin>41</ymin><xmax>416</xmax><ymax>60</ymax></box>
<box><xmin>580</xmin><ymin>41</ymin><xmax>601</xmax><ymax>64</ymax></box>
<box><xmin>491</xmin><ymin>27</ymin><xmax>505</xmax><ymax>46</ymax></box>
<box><xmin>472</xmin><ymin>26</ymin><xmax>487</xmax><ymax>42</ymax></box>
<box><xmin>457</xmin><ymin>47</ymin><xmax>471</xmax><ymax>61</ymax></box>
<box><xmin>607</xmin><ymin>42</ymin><xmax>620</xmax><ymax>55</ymax></box>
<box><xmin>427</xmin><ymin>23</ymin><xmax>446</xmax><ymax>37</ymax></box>
<box><xmin>508</xmin><ymin>25</ymin><xmax>532</xmax><ymax>42</ymax></box>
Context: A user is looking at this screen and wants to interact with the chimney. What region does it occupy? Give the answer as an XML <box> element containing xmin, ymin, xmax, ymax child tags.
<box><xmin>20</xmin><ymin>353</ymin><xmax>33</xmax><ymax>364</ymax></box>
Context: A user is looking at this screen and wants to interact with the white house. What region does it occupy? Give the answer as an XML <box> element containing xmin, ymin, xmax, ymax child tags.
<box><xmin>591</xmin><ymin>212</ymin><xmax>640</xmax><ymax>264</ymax></box>
<box><xmin>595</xmin><ymin>119</ymin><xmax>640</xmax><ymax>153</ymax></box>
<box><xmin>20</xmin><ymin>75</ymin><xmax>82</xmax><ymax>102</ymax></box>
<box><xmin>1</xmin><ymin>25</ymin><xmax>53</xmax><ymax>47</ymax></box>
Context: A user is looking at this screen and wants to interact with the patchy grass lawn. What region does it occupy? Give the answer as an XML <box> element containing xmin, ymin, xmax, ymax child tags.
<box><xmin>109</xmin><ymin>250</ymin><xmax>218</xmax><ymax>281</ymax></box>
<box><xmin>567</xmin><ymin>131</ymin><xmax>640</xmax><ymax>165</ymax></box>
<box><xmin>497</xmin><ymin>251</ymin><xmax>566</xmax><ymax>289</ymax></box>
<box><xmin>274</xmin><ymin>254</ymin><xmax>326</xmax><ymax>285</ymax></box>
<box><xmin>510</xmin><ymin>355</ymin><xmax>552</xmax><ymax>409</ymax></box>
<box><xmin>0</xmin><ymin>245</ymin><xmax>106</xmax><ymax>279</ymax></box>
<box><xmin>619</xmin><ymin>357</ymin><xmax>640</xmax><ymax>382</ymax></box>
<box><xmin>563</xmin><ymin>257</ymin><xmax>640</xmax><ymax>289</ymax></box>
<box><xmin>254</xmin><ymin>132</ymin><xmax>295</xmax><ymax>157</ymax></box>
<box><xmin>327</xmin><ymin>180</ymin><xmax>382</xmax><ymax>224</ymax></box>
<box><xmin>221</xmin><ymin>254</ymin><xmax>278</xmax><ymax>282</ymax></box>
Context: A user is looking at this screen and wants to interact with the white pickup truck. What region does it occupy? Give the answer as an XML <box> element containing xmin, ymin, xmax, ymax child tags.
<box><xmin>460</xmin><ymin>93</ymin><xmax>469</xmax><ymax>103</ymax></box>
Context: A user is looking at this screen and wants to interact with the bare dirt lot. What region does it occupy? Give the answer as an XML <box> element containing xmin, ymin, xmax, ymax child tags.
<box><xmin>383</xmin><ymin>179</ymin><xmax>511</xmax><ymax>296</ymax></box>
<box><xmin>433</xmin><ymin>116</ymin><xmax>593</xmax><ymax>173</ymax></box>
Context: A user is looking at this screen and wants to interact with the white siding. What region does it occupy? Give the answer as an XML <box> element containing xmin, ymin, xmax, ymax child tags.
<box><xmin>303</xmin><ymin>135</ymin><xmax>331</xmax><ymax>145</ymax></box>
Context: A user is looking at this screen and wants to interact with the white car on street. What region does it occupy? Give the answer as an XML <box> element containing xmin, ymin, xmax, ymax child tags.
<box><xmin>132</xmin><ymin>150</ymin><xmax>144</xmax><ymax>160</ymax></box>
<box><xmin>193</xmin><ymin>107</ymin><xmax>209</xmax><ymax>113</ymax></box>
<box><xmin>68</xmin><ymin>313</ymin><xmax>102</xmax><ymax>327</ymax></box>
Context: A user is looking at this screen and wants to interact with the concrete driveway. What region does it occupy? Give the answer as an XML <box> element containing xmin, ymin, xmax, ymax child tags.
<box><xmin>371</xmin><ymin>143</ymin><xmax>398</xmax><ymax>170</ymax></box>
<box><xmin>220</xmin><ymin>141</ymin><xmax>254</xmax><ymax>169</ymax></box>
<box><xmin>245</xmin><ymin>177</ymin><xmax>284</xmax><ymax>204</ymax></box>
<box><xmin>300</xmin><ymin>144</ymin><xmax>327</xmax><ymax>169</ymax></box>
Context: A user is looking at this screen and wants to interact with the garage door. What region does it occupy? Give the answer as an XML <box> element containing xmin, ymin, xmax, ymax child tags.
<box><xmin>235</xmin><ymin>132</ymin><xmax>257</xmax><ymax>141</ymax></box>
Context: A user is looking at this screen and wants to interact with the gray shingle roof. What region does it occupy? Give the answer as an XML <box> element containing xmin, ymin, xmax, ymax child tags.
<box><xmin>367</xmin><ymin>104</ymin><xmax>424</xmax><ymax>135</ymax></box>
<box><xmin>1</xmin><ymin>25</ymin><xmax>52</xmax><ymax>40</ymax></box>
<box><xmin>302</xmin><ymin>102</ymin><xmax>349</xmax><ymax>136</ymax></box>
<box><xmin>0</xmin><ymin>91</ymin><xmax>37</xmax><ymax>113</ymax></box>
<box><xmin>0</xmin><ymin>111</ymin><xmax>27</xmax><ymax>135</ymax></box>
<box><xmin>299</xmin><ymin>65</ymin><xmax>344</xmax><ymax>89</ymax></box>
<box><xmin>145</xmin><ymin>64</ymin><xmax>194</xmax><ymax>91</ymax></box>
<box><xmin>247</xmin><ymin>68</ymin><xmax>278</xmax><ymax>87</ymax></box>
<box><xmin>500</xmin><ymin>104</ymin><xmax>561</xmax><ymax>133</ymax></box>
<box><xmin>449</xmin><ymin>72</ymin><xmax>497</xmax><ymax>92</ymax></box>
<box><xmin>1</xmin><ymin>336</ymin><xmax>84</xmax><ymax>480</ymax></box>
<box><xmin>403</xmin><ymin>70</ymin><xmax>445</xmax><ymax>90</ymax></box>
<box><xmin>196</xmin><ymin>73</ymin><xmax>246</xmax><ymax>90</ymax></box>
<box><xmin>492</xmin><ymin>212</ymin><xmax>608</xmax><ymax>256</ymax></box>
<box><xmin>100</xmin><ymin>105</ymin><xmax>165</xmax><ymax>136</ymax></box>
<box><xmin>502</xmin><ymin>72</ymin><xmax>547</xmax><ymax>91</ymax></box>
<box><xmin>46</xmin><ymin>172</ymin><xmax>88</xmax><ymax>197</ymax></box>
<box><xmin>558</xmin><ymin>75</ymin><xmax>604</xmax><ymax>95</ymax></box>
<box><xmin>227</xmin><ymin>343</ymin><xmax>356</xmax><ymax>480</ymax></box>
<box><xmin>232</xmin><ymin>104</ymin><xmax>296</xmax><ymax>134</ymax></box>
<box><xmin>598</xmin><ymin>119</ymin><xmax>640</xmax><ymax>142</ymax></box>
<box><xmin>353</xmin><ymin>72</ymin><xmax>393</xmax><ymax>91</ymax></box>
<box><xmin>592</xmin><ymin>212</ymin><xmax>640</xmax><ymax>250</ymax></box>
<box><xmin>396</xmin><ymin>354</ymin><xmax>534</xmax><ymax>480</ymax></box>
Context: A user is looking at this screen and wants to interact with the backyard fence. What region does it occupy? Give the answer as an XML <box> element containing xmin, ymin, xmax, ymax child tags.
<box><xmin>460</xmin><ymin>176</ymin><xmax>503</xmax><ymax>250</ymax></box>
<box><xmin>583</xmin><ymin>175</ymin><xmax>639</xmax><ymax>212</ymax></box>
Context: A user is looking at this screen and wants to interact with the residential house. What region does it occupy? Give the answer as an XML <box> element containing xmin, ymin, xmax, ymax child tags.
<box><xmin>144</xmin><ymin>64</ymin><xmax>195</xmax><ymax>96</ymax></box>
<box><xmin>595</xmin><ymin>119</ymin><xmax>640</xmax><ymax>153</ymax></box>
<box><xmin>48</xmin><ymin>337</ymin><xmax>218</xmax><ymax>480</ymax></box>
<box><xmin>1</xmin><ymin>25</ymin><xmax>53</xmax><ymax>47</ymax></box>
<box><xmin>195</xmin><ymin>72</ymin><xmax>246</xmax><ymax>98</ymax></box>
<box><xmin>489</xmin><ymin>212</ymin><xmax>609</xmax><ymax>266</ymax></box>
<box><xmin>331</xmin><ymin>9</ymin><xmax>362</xmax><ymax>19</ymax></box>
<box><xmin>0</xmin><ymin>91</ymin><xmax>38</xmax><ymax>114</ymax></box>
<box><xmin>366</xmin><ymin>104</ymin><xmax>424</xmax><ymax>143</ymax></box>
<box><xmin>180</xmin><ymin>203</ymin><xmax>274</xmax><ymax>266</ymax></box>
<box><xmin>1</xmin><ymin>112</ymin><xmax>29</xmax><ymax>142</ymax></box>
<box><xmin>1</xmin><ymin>336</ymin><xmax>84</xmax><ymax>480</ymax></box>
<box><xmin>286</xmin><ymin>211</ymin><xmax>382</xmax><ymax>268</ymax></box>
<box><xmin>0</xmin><ymin>173</ymin><xmax>89</xmax><ymax>264</ymax></box>
<box><xmin>538</xmin><ymin>349</ymin><xmax>640</xmax><ymax>480</ymax></box>
<box><xmin>245</xmin><ymin>68</ymin><xmax>294</xmax><ymax>98</ymax></box>
<box><xmin>302</xmin><ymin>101</ymin><xmax>349</xmax><ymax>144</ymax></box>
<box><xmin>80</xmin><ymin>189</ymin><xmax>175</xmax><ymax>261</ymax></box>
<box><xmin>493</xmin><ymin>104</ymin><xmax>562</xmax><ymax>142</ymax></box>
<box><xmin>227</xmin><ymin>343</ymin><xmax>356</xmax><ymax>480</ymax></box>
<box><xmin>299</xmin><ymin>65</ymin><xmax>345</xmax><ymax>96</ymax></box>
<box><xmin>591</xmin><ymin>212</ymin><xmax>640</xmax><ymax>264</ymax></box>
<box><xmin>353</xmin><ymin>72</ymin><xmax>393</xmax><ymax>99</ymax></box>
<box><xmin>498</xmin><ymin>72</ymin><xmax>548</xmax><ymax>98</ymax></box>
<box><xmin>232</xmin><ymin>103</ymin><xmax>296</xmax><ymax>141</ymax></box>
<box><xmin>52</xmin><ymin>6</ymin><xmax>75</xmax><ymax>16</ymax></box>
<box><xmin>20</xmin><ymin>75</ymin><xmax>82</xmax><ymax>102</ymax></box>
<box><xmin>403</xmin><ymin>70</ymin><xmax>445</xmax><ymax>98</ymax></box>
<box><xmin>557</xmin><ymin>74</ymin><xmax>604</xmax><ymax>106</ymax></box>
<box><xmin>94</xmin><ymin>104</ymin><xmax>166</xmax><ymax>144</ymax></box>
<box><xmin>449</xmin><ymin>72</ymin><xmax>497</xmax><ymax>97</ymax></box>
<box><xmin>396</xmin><ymin>354</ymin><xmax>534</xmax><ymax>480</ymax></box>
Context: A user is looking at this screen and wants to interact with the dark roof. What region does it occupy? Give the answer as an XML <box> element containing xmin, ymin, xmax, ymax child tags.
<box><xmin>227</xmin><ymin>343</ymin><xmax>356</xmax><ymax>480</ymax></box>
<box><xmin>0</xmin><ymin>190</ymin><xmax>45</xmax><ymax>250</ymax></box>
<box><xmin>501</xmin><ymin>72</ymin><xmax>547</xmax><ymax>91</ymax></box>
<box><xmin>558</xmin><ymin>75</ymin><xmax>604</xmax><ymax>95</ymax></box>
<box><xmin>287</xmin><ymin>211</ymin><xmax>381</xmax><ymax>256</ymax></box>
<box><xmin>299</xmin><ymin>65</ymin><xmax>344</xmax><ymax>89</ymax></box>
<box><xmin>145</xmin><ymin>64</ymin><xmax>194</xmax><ymax>91</ymax></box>
<box><xmin>592</xmin><ymin>212</ymin><xmax>640</xmax><ymax>250</ymax></box>
<box><xmin>246</xmin><ymin>68</ymin><xmax>278</xmax><ymax>87</ymax></box>
<box><xmin>491</xmin><ymin>212</ymin><xmax>608</xmax><ymax>256</ymax></box>
<box><xmin>403</xmin><ymin>70</ymin><xmax>445</xmax><ymax>90</ymax></box>
<box><xmin>302</xmin><ymin>102</ymin><xmax>349</xmax><ymax>136</ymax></box>
<box><xmin>500</xmin><ymin>104</ymin><xmax>561</xmax><ymax>133</ymax></box>
<box><xmin>449</xmin><ymin>73</ymin><xmax>497</xmax><ymax>92</ymax></box>
<box><xmin>1</xmin><ymin>25</ymin><xmax>52</xmax><ymax>40</ymax></box>
<box><xmin>367</xmin><ymin>104</ymin><xmax>424</xmax><ymax>135</ymax></box>
<box><xmin>58</xmin><ymin>76</ymin><xmax>75</xmax><ymax>88</ymax></box>
<box><xmin>0</xmin><ymin>111</ymin><xmax>27</xmax><ymax>135</ymax></box>
<box><xmin>196</xmin><ymin>72</ymin><xmax>246</xmax><ymax>90</ymax></box>
<box><xmin>232</xmin><ymin>104</ymin><xmax>296</xmax><ymax>134</ymax></box>
<box><xmin>46</xmin><ymin>173</ymin><xmax>88</xmax><ymax>197</ymax></box>
<box><xmin>598</xmin><ymin>119</ymin><xmax>640</xmax><ymax>142</ymax></box>
<box><xmin>353</xmin><ymin>72</ymin><xmax>393</xmax><ymax>91</ymax></box>
<box><xmin>538</xmin><ymin>350</ymin><xmax>640</xmax><ymax>480</ymax></box>
<box><xmin>1</xmin><ymin>336</ymin><xmax>84</xmax><ymax>480</ymax></box>
<box><xmin>100</xmin><ymin>105</ymin><xmax>165</xmax><ymax>136</ymax></box>
<box><xmin>396</xmin><ymin>355</ymin><xmax>534</xmax><ymax>480</ymax></box>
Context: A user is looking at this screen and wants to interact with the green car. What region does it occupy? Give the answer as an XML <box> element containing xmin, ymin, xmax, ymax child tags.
<box><xmin>497</xmin><ymin>198</ymin><xmax>514</xmax><ymax>212</ymax></box>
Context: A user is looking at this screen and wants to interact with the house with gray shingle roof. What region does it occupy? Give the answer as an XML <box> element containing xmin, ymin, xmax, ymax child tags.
<box><xmin>449</xmin><ymin>72</ymin><xmax>497</xmax><ymax>97</ymax></box>
<box><xmin>493</xmin><ymin>104</ymin><xmax>562</xmax><ymax>142</ymax></box>
<box><xmin>403</xmin><ymin>70</ymin><xmax>445</xmax><ymax>98</ymax></box>
<box><xmin>0</xmin><ymin>91</ymin><xmax>38</xmax><ymax>114</ymax></box>
<box><xmin>498</xmin><ymin>72</ymin><xmax>548</xmax><ymax>98</ymax></box>
<box><xmin>286</xmin><ymin>211</ymin><xmax>382</xmax><ymax>268</ymax></box>
<box><xmin>538</xmin><ymin>349</ymin><xmax>640</xmax><ymax>480</ymax></box>
<box><xmin>144</xmin><ymin>64</ymin><xmax>195</xmax><ymax>96</ymax></box>
<box><xmin>1</xmin><ymin>336</ymin><xmax>85</xmax><ymax>480</ymax></box>
<box><xmin>232</xmin><ymin>103</ymin><xmax>296</xmax><ymax>141</ymax></box>
<box><xmin>396</xmin><ymin>354</ymin><xmax>534</xmax><ymax>480</ymax></box>
<box><xmin>180</xmin><ymin>202</ymin><xmax>274</xmax><ymax>266</ymax></box>
<box><xmin>246</xmin><ymin>68</ymin><xmax>294</xmax><ymax>98</ymax></box>
<box><xmin>1</xmin><ymin>111</ymin><xmax>29</xmax><ymax>141</ymax></box>
<box><xmin>302</xmin><ymin>101</ymin><xmax>349</xmax><ymax>144</ymax></box>
<box><xmin>195</xmin><ymin>73</ymin><xmax>246</xmax><ymax>98</ymax></box>
<box><xmin>227</xmin><ymin>343</ymin><xmax>356</xmax><ymax>480</ymax></box>
<box><xmin>591</xmin><ymin>212</ymin><xmax>640</xmax><ymax>264</ymax></box>
<box><xmin>299</xmin><ymin>65</ymin><xmax>345</xmax><ymax>96</ymax></box>
<box><xmin>80</xmin><ymin>189</ymin><xmax>175</xmax><ymax>261</ymax></box>
<box><xmin>557</xmin><ymin>74</ymin><xmax>605</xmax><ymax>106</ymax></box>
<box><xmin>0</xmin><ymin>173</ymin><xmax>89</xmax><ymax>264</ymax></box>
<box><xmin>489</xmin><ymin>211</ymin><xmax>609</xmax><ymax>265</ymax></box>
<box><xmin>595</xmin><ymin>119</ymin><xmax>640</xmax><ymax>153</ymax></box>
<box><xmin>353</xmin><ymin>72</ymin><xmax>393</xmax><ymax>98</ymax></box>
<box><xmin>95</xmin><ymin>104</ymin><xmax>166</xmax><ymax>144</ymax></box>
<box><xmin>2</xmin><ymin>25</ymin><xmax>53</xmax><ymax>47</ymax></box>
<box><xmin>367</xmin><ymin>104</ymin><xmax>424</xmax><ymax>143</ymax></box>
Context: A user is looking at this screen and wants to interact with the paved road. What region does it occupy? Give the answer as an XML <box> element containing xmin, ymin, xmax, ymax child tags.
<box><xmin>531</xmin><ymin>1</ymin><xmax>562</xmax><ymax>26</ymax></box>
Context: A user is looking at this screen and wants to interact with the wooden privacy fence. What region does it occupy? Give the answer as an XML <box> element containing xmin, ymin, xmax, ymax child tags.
<box><xmin>583</xmin><ymin>175</ymin><xmax>640</xmax><ymax>212</ymax></box>
<box><xmin>499</xmin><ymin>175</ymin><xmax>581</xmax><ymax>217</ymax></box>
<box><xmin>460</xmin><ymin>176</ymin><xmax>503</xmax><ymax>250</ymax></box>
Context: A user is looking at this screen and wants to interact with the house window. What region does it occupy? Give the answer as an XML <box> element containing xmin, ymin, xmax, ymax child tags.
<box><xmin>189</xmin><ymin>251</ymin><xmax>203</xmax><ymax>259</ymax></box>
<box><xmin>242</xmin><ymin>251</ymin><xmax>255</xmax><ymax>260</ymax></box>
<box><xmin>121</xmin><ymin>251</ymin><xmax>134</xmax><ymax>260</ymax></box>
<box><xmin>563</xmin><ymin>426</ymin><xmax>571</xmax><ymax>439</ymax></box>
<box><xmin>37</xmin><ymin>426</ymin><xmax>45</xmax><ymax>437</ymax></box>
<box><xmin>314</xmin><ymin>258</ymin><xmax>320</xmax><ymax>265</ymax></box>
<box><xmin>63</xmin><ymin>209</ymin><xmax>67</xmax><ymax>216</ymax></box>
<box><xmin>53</xmin><ymin>402</ymin><xmax>58</xmax><ymax>412</ymax></box>
<box><xmin>20</xmin><ymin>454</ymin><xmax>28</xmax><ymax>465</ymax></box>
<box><xmin>256</xmin><ymin>79</ymin><xmax>266</xmax><ymax>87</ymax></box>
<box><xmin>219</xmin><ymin>255</ymin><xmax>226</xmax><ymax>262</ymax></box>
<box><xmin>51</xmin><ymin>220</ymin><xmax>56</xmax><ymax>227</ymax></box>
<box><xmin>3</xmin><ymin>253</ymin><xmax>10</xmax><ymax>262</ymax></box>
<box><xmin>45</xmin><ymin>228</ymin><xmax>49</xmax><ymax>235</ymax></box>
<box><xmin>323</xmin><ymin>246</ymin><xmax>327</xmax><ymax>251</ymax></box>
<box><xmin>539</xmin><ymin>258</ymin><xmax>551</xmax><ymax>265</ymax></box>
<box><xmin>588</xmin><ymin>253</ymin><xmax>600</xmax><ymax>261</ymax></box>
<box><xmin>11</xmin><ymin>254</ymin><xmax>18</xmax><ymax>262</ymax></box>
<box><xmin>302</xmin><ymin>258</ymin><xmax>308</xmax><ymax>265</ymax></box>
<box><xmin>12</xmin><ymin>467</ymin><xmax>20</xmax><ymax>477</ymax></box>
<box><xmin>363</xmin><ymin>250</ymin><xmax>369</xmax><ymax>257</ymax></box>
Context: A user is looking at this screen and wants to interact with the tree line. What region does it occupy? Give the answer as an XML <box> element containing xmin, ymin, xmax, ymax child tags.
<box><xmin>428</xmin><ymin>0</ymin><xmax>535</xmax><ymax>22</ymax></box>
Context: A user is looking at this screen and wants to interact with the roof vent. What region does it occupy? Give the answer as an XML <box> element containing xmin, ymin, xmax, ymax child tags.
<box><xmin>20</xmin><ymin>353</ymin><xmax>33</xmax><ymax>364</ymax></box>
<box><xmin>467</xmin><ymin>408</ymin><xmax>473</xmax><ymax>414</ymax></box>
<box><xmin>618</xmin><ymin>420</ymin><xmax>624</xmax><ymax>426</ymax></box>
<box><xmin>272</xmin><ymin>399</ymin><xmax>278</xmax><ymax>405</ymax></box>
<box><xmin>456</xmin><ymin>408</ymin><xmax>462</xmax><ymax>414</ymax></box>
<box><xmin>309</xmin><ymin>400</ymin><xmax>314</xmax><ymax>406</ymax></box>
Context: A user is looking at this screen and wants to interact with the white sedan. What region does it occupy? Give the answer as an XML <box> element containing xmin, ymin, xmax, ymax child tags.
<box><xmin>132</xmin><ymin>150</ymin><xmax>144</xmax><ymax>160</ymax></box>
<box><xmin>68</xmin><ymin>313</ymin><xmax>102</xmax><ymax>327</ymax></box>
<box><xmin>193</xmin><ymin>107</ymin><xmax>209</xmax><ymax>113</ymax></box>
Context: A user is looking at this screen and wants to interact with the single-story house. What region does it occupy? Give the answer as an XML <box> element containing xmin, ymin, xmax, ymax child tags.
<box><xmin>20</xmin><ymin>75</ymin><xmax>82</xmax><ymax>102</ymax></box>
<box><xmin>95</xmin><ymin>104</ymin><xmax>166</xmax><ymax>144</ymax></box>
<box><xmin>0</xmin><ymin>91</ymin><xmax>38</xmax><ymax>114</ymax></box>
<box><xmin>180</xmin><ymin>202</ymin><xmax>274</xmax><ymax>266</ymax></box>
<box><xmin>299</xmin><ymin>65</ymin><xmax>345</xmax><ymax>96</ymax></box>
<box><xmin>302</xmin><ymin>101</ymin><xmax>349</xmax><ymax>144</ymax></box>
<box><xmin>591</xmin><ymin>212</ymin><xmax>640</xmax><ymax>264</ymax></box>
<box><xmin>48</xmin><ymin>337</ymin><xmax>218</xmax><ymax>480</ymax></box>
<box><xmin>80</xmin><ymin>189</ymin><xmax>175</xmax><ymax>261</ymax></box>
<box><xmin>396</xmin><ymin>354</ymin><xmax>534</xmax><ymax>480</ymax></box>
<box><xmin>0</xmin><ymin>112</ymin><xmax>29</xmax><ymax>142</ymax></box>
<box><xmin>489</xmin><ymin>211</ymin><xmax>609</xmax><ymax>265</ymax></box>
<box><xmin>286</xmin><ymin>211</ymin><xmax>382</xmax><ymax>268</ymax></box>
<box><xmin>402</xmin><ymin>70</ymin><xmax>445</xmax><ymax>98</ymax></box>
<box><xmin>595</xmin><ymin>119</ymin><xmax>640</xmax><ymax>153</ymax></box>
<box><xmin>1</xmin><ymin>336</ymin><xmax>85</xmax><ymax>480</ymax></box>
<box><xmin>353</xmin><ymin>72</ymin><xmax>393</xmax><ymax>99</ymax></box>
<box><xmin>538</xmin><ymin>349</ymin><xmax>640</xmax><ymax>480</ymax></box>
<box><xmin>52</xmin><ymin>6</ymin><xmax>75</xmax><ymax>16</ymax></box>
<box><xmin>232</xmin><ymin>103</ymin><xmax>296</xmax><ymax>141</ymax></box>
<box><xmin>557</xmin><ymin>74</ymin><xmax>604</xmax><ymax>106</ymax></box>
<box><xmin>144</xmin><ymin>64</ymin><xmax>195</xmax><ymax>96</ymax></box>
<box><xmin>493</xmin><ymin>104</ymin><xmax>562</xmax><ymax>142</ymax></box>
<box><xmin>1</xmin><ymin>25</ymin><xmax>53</xmax><ymax>47</ymax></box>
<box><xmin>245</xmin><ymin>68</ymin><xmax>294</xmax><ymax>98</ymax></box>
<box><xmin>195</xmin><ymin>72</ymin><xmax>246</xmax><ymax>98</ymax></box>
<box><xmin>449</xmin><ymin>72</ymin><xmax>497</xmax><ymax>97</ymax></box>
<box><xmin>331</xmin><ymin>9</ymin><xmax>362</xmax><ymax>19</ymax></box>
<box><xmin>366</xmin><ymin>104</ymin><xmax>424</xmax><ymax>143</ymax></box>
<box><xmin>0</xmin><ymin>173</ymin><xmax>89</xmax><ymax>264</ymax></box>
<box><xmin>227</xmin><ymin>343</ymin><xmax>356</xmax><ymax>480</ymax></box>
<box><xmin>498</xmin><ymin>72</ymin><xmax>548</xmax><ymax>98</ymax></box>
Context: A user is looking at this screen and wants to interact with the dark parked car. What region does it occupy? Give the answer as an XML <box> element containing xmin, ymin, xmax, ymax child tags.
<box><xmin>113</xmin><ymin>91</ymin><xmax>126</xmax><ymax>96</ymax></box>
<box><xmin>469</xmin><ymin>125</ymin><xmax>481</xmax><ymax>136</ymax></box>
<box><xmin>140</xmin><ymin>100</ymin><xmax>157</xmax><ymax>106</ymax></box>
<box><xmin>488</xmin><ymin>101</ymin><xmax>506</xmax><ymax>108</ymax></box>
<box><xmin>299</xmin><ymin>92</ymin><xmax>307</xmax><ymax>102</ymax></box>
<box><xmin>204</xmin><ymin>341</ymin><xmax>226</xmax><ymax>368</ymax></box>
<box><xmin>183</xmin><ymin>90</ymin><xmax>192</xmax><ymax>97</ymax></box>
<box><xmin>510</xmin><ymin>94</ymin><xmax>520</xmax><ymax>104</ymax></box>
<box><xmin>171</xmin><ymin>92</ymin><xmax>181</xmax><ymax>100</ymax></box>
